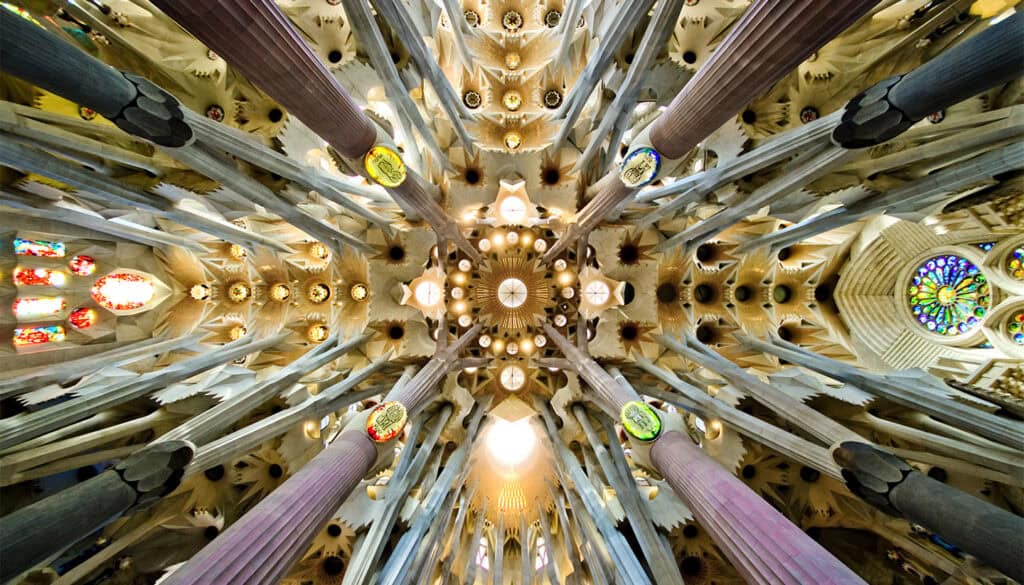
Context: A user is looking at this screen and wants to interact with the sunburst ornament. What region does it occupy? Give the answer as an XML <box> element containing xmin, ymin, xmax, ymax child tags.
<box><xmin>473</xmin><ymin>256</ymin><xmax>553</xmax><ymax>330</ymax></box>
<box><xmin>577</xmin><ymin>267</ymin><xmax>625</xmax><ymax>320</ymax></box>
<box><xmin>401</xmin><ymin>267</ymin><xmax>447</xmax><ymax>320</ymax></box>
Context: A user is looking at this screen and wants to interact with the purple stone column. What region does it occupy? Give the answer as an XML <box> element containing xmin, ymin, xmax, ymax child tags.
<box><xmin>649</xmin><ymin>0</ymin><xmax>878</xmax><ymax>159</ymax></box>
<box><xmin>161</xmin><ymin>431</ymin><xmax>377</xmax><ymax>585</ymax></box>
<box><xmin>651</xmin><ymin>432</ymin><xmax>866</xmax><ymax>585</ymax></box>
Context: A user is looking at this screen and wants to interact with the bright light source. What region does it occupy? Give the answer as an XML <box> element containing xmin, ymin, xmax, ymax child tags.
<box><xmin>413</xmin><ymin>281</ymin><xmax>443</xmax><ymax>307</ymax></box>
<box><xmin>497</xmin><ymin>278</ymin><xmax>528</xmax><ymax>308</ymax></box>
<box><xmin>499</xmin><ymin>196</ymin><xmax>527</xmax><ymax>224</ymax></box>
<box><xmin>487</xmin><ymin>418</ymin><xmax>536</xmax><ymax>467</ymax></box>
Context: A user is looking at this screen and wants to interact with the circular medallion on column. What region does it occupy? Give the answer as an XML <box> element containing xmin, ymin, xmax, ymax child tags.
<box><xmin>620</xmin><ymin>401</ymin><xmax>662</xmax><ymax>442</ymax></box>
<box><xmin>364</xmin><ymin>146</ymin><xmax>407</xmax><ymax>188</ymax></box>
<box><xmin>619</xmin><ymin>147</ymin><xmax>661</xmax><ymax>188</ymax></box>
<box><xmin>366</xmin><ymin>401</ymin><xmax>408</xmax><ymax>442</ymax></box>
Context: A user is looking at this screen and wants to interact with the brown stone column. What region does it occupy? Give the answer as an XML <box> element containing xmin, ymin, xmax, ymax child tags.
<box><xmin>649</xmin><ymin>0</ymin><xmax>879</xmax><ymax>159</ymax></box>
<box><xmin>651</xmin><ymin>432</ymin><xmax>867</xmax><ymax>585</ymax></box>
<box><xmin>151</xmin><ymin>0</ymin><xmax>375</xmax><ymax>158</ymax></box>
<box><xmin>151</xmin><ymin>0</ymin><xmax>480</xmax><ymax>258</ymax></box>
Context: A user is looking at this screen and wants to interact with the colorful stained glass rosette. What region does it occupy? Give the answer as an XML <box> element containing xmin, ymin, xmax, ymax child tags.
<box><xmin>13</xmin><ymin>238</ymin><xmax>66</xmax><ymax>257</ymax></box>
<box><xmin>13</xmin><ymin>267</ymin><xmax>66</xmax><ymax>287</ymax></box>
<box><xmin>91</xmin><ymin>272</ymin><xmax>155</xmax><ymax>312</ymax></box>
<box><xmin>1008</xmin><ymin>311</ymin><xmax>1024</xmax><ymax>346</ymax></box>
<box><xmin>907</xmin><ymin>255</ymin><xmax>990</xmax><ymax>337</ymax></box>
<box><xmin>69</xmin><ymin>255</ymin><xmax>97</xmax><ymax>276</ymax></box>
<box><xmin>1008</xmin><ymin>247</ymin><xmax>1023</xmax><ymax>281</ymax></box>
<box><xmin>13</xmin><ymin>325</ymin><xmax>66</xmax><ymax>347</ymax></box>
<box><xmin>68</xmin><ymin>307</ymin><xmax>98</xmax><ymax>330</ymax></box>
<box><xmin>620</xmin><ymin>400</ymin><xmax>662</xmax><ymax>442</ymax></box>
<box><xmin>13</xmin><ymin>297</ymin><xmax>66</xmax><ymax>320</ymax></box>
<box><xmin>366</xmin><ymin>401</ymin><xmax>408</xmax><ymax>443</ymax></box>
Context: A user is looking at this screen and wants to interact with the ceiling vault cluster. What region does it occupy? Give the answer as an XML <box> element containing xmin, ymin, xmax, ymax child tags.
<box><xmin>0</xmin><ymin>1</ymin><xmax>1022</xmax><ymax>584</ymax></box>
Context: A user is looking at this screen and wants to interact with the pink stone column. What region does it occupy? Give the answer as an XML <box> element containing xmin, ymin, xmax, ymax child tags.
<box><xmin>161</xmin><ymin>431</ymin><xmax>377</xmax><ymax>585</ymax></box>
<box><xmin>151</xmin><ymin>0</ymin><xmax>375</xmax><ymax>158</ymax></box>
<box><xmin>649</xmin><ymin>0</ymin><xmax>878</xmax><ymax>159</ymax></box>
<box><xmin>651</xmin><ymin>431</ymin><xmax>867</xmax><ymax>585</ymax></box>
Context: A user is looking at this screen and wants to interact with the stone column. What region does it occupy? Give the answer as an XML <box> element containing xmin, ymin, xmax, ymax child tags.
<box><xmin>649</xmin><ymin>0</ymin><xmax>878</xmax><ymax>159</ymax></box>
<box><xmin>0</xmin><ymin>440</ymin><xmax>194</xmax><ymax>582</ymax></box>
<box><xmin>1</xmin><ymin>9</ymin><xmax>190</xmax><ymax>147</ymax></box>
<box><xmin>150</xmin><ymin>0</ymin><xmax>374</xmax><ymax>157</ymax></box>
<box><xmin>834</xmin><ymin>10</ymin><xmax>1024</xmax><ymax>148</ymax></box>
<box><xmin>541</xmin><ymin>323</ymin><xmax>638</xmax><ymax>413</ymax></box>
<box><xmin>161</xmin><ymin>431</ymin><xmax>376</xmax><ymax>585</ymax></box>
<box><xmin>651</xmin><ymin>431</ymin><xmax>867</xmax><ymax>585</ymax></box>
<box><xmin>836</xmin><ymin>442</ymin><xmax>1024</xmax><ymax>582</ymax></box>
<box><xmin>545</xmin><ymin>0</ymin><xmax>879</xmax><ymax>260</ymax></box>
<box><xmin>151</xmin><ymin>0</ymin><xmax>480</xmax><ymax>259</ymax></box>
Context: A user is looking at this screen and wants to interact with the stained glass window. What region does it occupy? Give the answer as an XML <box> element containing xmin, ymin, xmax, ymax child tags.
<box><xmin>1008</xmin><ymin>247</ymin><xmax>1023</xmax><ymax>281</ymax></box>
<box><xmin>69</xmin><ymin>255</ymin><xmax>97</xmax><ymax>276</ymax></box>
<box><xmin>1009</xmin><ymin>311</ymin><xmax>1024</xmax><ymax>346</ymax></box>
<box><xmin>13</xmin><ymin>238</ymin><xmax>66</xmax><ymax>258</ymax></box>
<box><xmin>907</xmin><ymin>254</ymin><xmax>990</xmax><ymax>337</ymax></box>
<box><xmin>975</xmin><ymin>242</ymin><xmax>995</xmax><ymax>252</ymax></box>
<box><xmin>13</xmin><ymin>267</ymin><xmax>66</xmax><ymax>287</ymax></box>
<box><xmin>13</xmin><ymin>325</ymin><xmax>66</xmax><ymax>347</ymax></box>
<box><xmin>68</xmin><ymin>307</ymin><xmax>98</xmax><ymax>330</ymax></box>
<box><xmin>13</xmin><ymin>297</ymin><xmax>66</xmax><ymax>320</ymax></box>
<box><xmin>91</xmin><ymin>272</ymin><xmax>155</xmax><ymax>312</ymax></box>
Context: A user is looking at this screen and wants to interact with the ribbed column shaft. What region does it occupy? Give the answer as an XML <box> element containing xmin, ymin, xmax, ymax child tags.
<box><xmin>889</xmin><ymin>11</ymin><xmax>1024</xmax><ymax>121</ymax></box>
<box><xmin>651</xmin><ymin>432</ymin><xmax>867</xmax><ymax>585</ymax></box>
<box><xmin>161</xmin><ymin>430</ymin><xmax>377</xmax><ymax>585</ymax></box>
<box><xmin>890</xmin><ymin>473</ymin><xmax>1024</xmax><ymax>582</ymax></box>
<box><xmin>650</xmin><ymin>0</ymin><xmax>877</xmax><ymax>159</ymax></box>
<box><xmin>151</xmin><ymin>0</ymin><xmax>376</xmax><ymax>158</ymax></box>
<box><xmin>0</xmin><ymin>470</ymin><xmax>136</xmax><ymax>582</ymax></box>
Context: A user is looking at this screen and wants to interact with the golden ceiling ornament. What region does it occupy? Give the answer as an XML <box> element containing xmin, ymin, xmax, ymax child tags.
<box><xmin>363</xmin><ymin>145</ymin><xmax>406</xmax><ymax>187</ymax></box>
<box><xmin>229</xmin><ymin>325</ymin><xmax>248</xmax><ymax>341</ymax></box>
<box><xmin>306</xmin><ymin>282</ymin><xmax>332</xmax><ymax>304</ymax></box>
<box><xmin>472</xmin><ymin>255</ymin><xmax>553</xmax><ymax>331</ymax></box>
<box><xmin>306</xmin><ymin>323</ymin><xmax>330</xmax><ymax>343</ymax></box>
<box><xmin>227</xmin><ymin>281</ymin><xmax>252</xmax><ymax>303</ymax></box>
<box><xmin>502</xmin><ymin>90</ymin><xmax>522</xmax><ymax>112</ymax></box>
<box><xmin>618</xmin><ymin>321</ymin><xmax>657</xmax><ymax>355</ymax></box>
<box><xmin>308</xmin><ymin>242</ymin><xmax>331</xmax><ymax>261</ymax></box>
<box><xmin>349</xmin><ymin>283</ymin><xmax>369</xmax><ymax>302</ymax></box>
<box><xmin>228</xmin><ymin>243</ymin><xmax>248</xmax><ymax>259</ymax></box>
<box><xmin>503</xmin><ymin>131</ymin><xmax>523</xmax><ymax>150</ymax></box>
<box><xmin>366</xmin><ymin>401</ymin><xmax>408</xmax><ymax>443</ymax></box>
<box><xmin>269</xmin><ymin>283</ymin><xmax>291</xmax><ymax>302</ymax></box>
<box><xmin>504</xmin><ymin>52</ymin><xmax>521</xmax><ymax>70</ymax></box>
<box><xmin>189</xmin><ymin>283</ymin><xmax>211</xmax><ymax>301</ymax></box>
